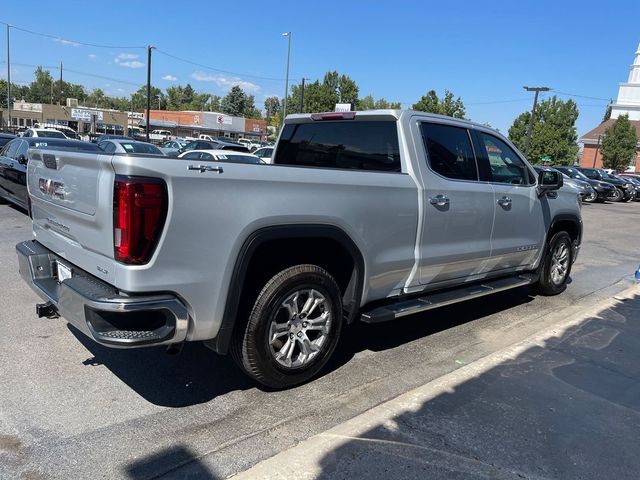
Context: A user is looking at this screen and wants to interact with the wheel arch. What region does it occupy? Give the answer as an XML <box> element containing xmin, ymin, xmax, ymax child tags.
<box><xmin>208</xmin><ymin>224</ymin><xmax>366</xmax><ymax>354</ymax></box>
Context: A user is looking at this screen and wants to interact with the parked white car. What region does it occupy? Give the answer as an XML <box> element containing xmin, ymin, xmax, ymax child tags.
<box><xmin>22</xmin><ymin>128</ymin><xmax>67</xmax><ymax>139</ymax></box>
<box><xmin>177</xmin><ymin>149</ymin><xmax>264</xmax><ymax>164</ymax></box>
<box><xmin>253</xmin><ymin>146</ymin><xmax>274</xmax><ymax>163</ymax></box>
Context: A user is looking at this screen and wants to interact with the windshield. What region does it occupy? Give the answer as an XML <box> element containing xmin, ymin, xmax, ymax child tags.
<box><xmin>120</xmin><ymin>142</ymin><xmax>164</xmax><ymax>155</ymax></box>
<box><xmin>38</xmin><ymin>130</ymin><xmax>66</xmax><ymax>138</ymax></box>
<box><xmin>563</xmin><ymin>167</ymin><xmax>589</xmax><ymax>180</ymax></box>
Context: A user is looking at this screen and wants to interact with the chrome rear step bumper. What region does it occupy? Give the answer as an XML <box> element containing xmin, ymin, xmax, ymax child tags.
<box><xmin>16</xmin><ymin>240</ymin><xmax>189</xmax><ymax>348</ymax></box>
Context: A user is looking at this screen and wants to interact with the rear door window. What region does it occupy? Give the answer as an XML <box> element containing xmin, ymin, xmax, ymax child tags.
<box><xmin>274</xmin><ymin>121</ymin><xmax>401</xmax><ymax>172</ymax></box>
<box><xmin>420</xmin><ymin>123</ymin><xmax>478</xmax><ymax>181</ymax></box>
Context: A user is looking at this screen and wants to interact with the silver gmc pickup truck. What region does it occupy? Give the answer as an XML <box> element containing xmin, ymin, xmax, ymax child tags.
<box><xmin>16</xmin><ymin>110</ymin><xmax>582</xmax><ymax>388</ymax></box>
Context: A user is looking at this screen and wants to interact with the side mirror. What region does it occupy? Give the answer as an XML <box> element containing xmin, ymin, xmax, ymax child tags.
<box><xmin>538</xmin><ymin>169</ymin><xmax>563</xmax><ymax>194</ymax></box>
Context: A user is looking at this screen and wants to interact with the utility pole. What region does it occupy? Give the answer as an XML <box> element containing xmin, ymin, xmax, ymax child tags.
<box><xmin>523</xmin><ymin>86</ymin><xmax>550</xmax><ymax>160</ymax></box>
<box><xmin>300</xmin><ymin>77</ymin><xmax>305</xmax><ymax>113</ymax></box>
<box><xmin>59</xmin><ymin>61</ymin><xmax>63</xmax><ymax>105</ymax></box>
<box><xmin>592</xmin><ymin>134</ymin><xmax>602</xmax><ymax>168</ymax></box>
<box><xmin>282</xmin><ymin>32</ymin><xmax>291</xmax><ymax>127</ymax></box>
<box><xmin>6</xmin><ymin>24</ymin><xmax>11</xmax><ymax>130</ymax></box>
<box><xmin>146</xmin><ymin>45</ymin><xmax>154</xmax><ymax>142</ymax></box>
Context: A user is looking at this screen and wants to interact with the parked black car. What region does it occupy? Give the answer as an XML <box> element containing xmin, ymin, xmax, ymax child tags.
<box><xmin>577</xmin><ymin>167</ymin><xmax>635</xmax><ymax>202</ymax></box>
<box><xmin>0</xmin><ymin>137</ymin><xmax>100</xmax><ymax>210</ymax></box>
<box><xmin>177</xmin><ymin>140</ymin><xmax>250</xmax><ymax>155</ymax></box>
<box><xmin>615</xmin><ymin>175</ymin><xmax>640</xmax><ymax>201</ymax></box>
<box><xmin>0</xmin><ymin>133</ymin><xmax>16</xmax><ymax>148</ymax></box>
<box><xmin>554</xmin><ymin>166</ymin><xmax>616</xmax><ymax>203</ymax></box>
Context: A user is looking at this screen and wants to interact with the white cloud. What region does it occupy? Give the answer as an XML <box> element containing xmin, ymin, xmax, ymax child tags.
<box><xmin>114</xmin><ymin>53</ymin><xmax>143</xmax><ymax>68</ymax></box>
<box><xmin>190</xmin><ymin>71</ymin><xmax>261</xmax><ymax>93</ymax></box>
<box><xmin>117</xmin><ymin>60</ymin><xmax>144</xmax><ymax>69</ymax></box>
<box><xmin>162</xmin><ymin>74</ymin><xmax>177</xmax><ymax>81</ymax></box>
<box><xmin>88</xmin><ymin>54</ymin><xmax>97</xmax><ymax>60</ymax></box>
<box><xmin>53</xmin><ymin>38</ymin><xmax>80</xmax><ymax>47</ymax></box>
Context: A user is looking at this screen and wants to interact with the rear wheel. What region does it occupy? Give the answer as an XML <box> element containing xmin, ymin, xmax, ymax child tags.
<box><xmin>535</xmin><ymin>231</ymin><xmax>573</xmax><ymax>296</ymax></box>
<box><xmin>230</xmin><ymin>264</ymin><xmax>343</xmax><ymax>389</ymax></box>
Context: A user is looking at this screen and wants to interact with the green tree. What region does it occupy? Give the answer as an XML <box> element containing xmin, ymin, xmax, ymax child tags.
<box><xmin>602</xmin><ymin>104</ymin><xmax>612</xmax><ymax>123</ymax></box>
<box><xmin>508</xmin><ymin>96</ymin><xmax>579</xmax><ymax>165</ymax></box>
<box><xmin>25</xmin><ymin>66</ymin><xmax>55</xmax><ymax>103</ymax></box>
<box><xmin>287</xmin><ymin>71</ymin><xmax>360</xmax><ymax>114</ymax></box>
<box><xmin>221</xmin><ymin>85</ymin><xmax>247</xmax><ymax>116</ymax></box>
<box><xmin>358</xmin><ymin>95</ymin><xmax>375</xmax><ymax>110</ymax></box>
<box><xmin>412</xmin><ymin>89</ymin><xmax>465</xmax><ymax>118</ymax></box>
<box><xmin>600</xmin><ymin>114</ymin><xmax>638</xmax><ymax>171</ymax></box>
<box><xmin>86</xmin><ymin>88</ymin><xmax>106</xmax><ymax>108</ymax></box>
<box><xmin>130</xmin><ymin>85</ymin><xmax>162</xmax><ymax>110</ymax></box>
<box><xmin>374</xmin><ymin>98</ymin><xmax>401</xmax><ymax>109</ymax></box>
<box><xmin>242</xmin><ymin>95</ymin><xmax>262</xmax><ymax>119</ymax></box>
<box><xmin>182</xmin><ymin>84</ymin><xmax>195</xmax><ymax>106</ymax></box>
<box><xmin>264</xmin><ymin>96</ymin><xmax>281</xmax><ymax>120</ymax></box>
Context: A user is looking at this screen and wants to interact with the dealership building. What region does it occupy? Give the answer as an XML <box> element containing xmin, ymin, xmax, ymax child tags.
<box><xmin>141</xmin><ymin>110</ymin><xmax>268</xmax><ymax>140</ymax></box>
<box><xmin>1</xmin><ymin>100</ymin><xmax>128</xmax><ymax>135</ymax></box>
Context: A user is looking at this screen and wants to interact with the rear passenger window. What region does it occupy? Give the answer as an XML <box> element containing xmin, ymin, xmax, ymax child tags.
<box><xmin>478</xmin><ymin>133</ymin><xmax>533</xmax><ymax>185</ymax></box>
<box><xmin>274</xmin><ymin>121</ymin><xmax>400</xmax><ymax>172</ymax></box>
<box><xmin>420</xmin><ymin>123</ymin><xmax>477</xmax><ymax>181</ymax></box>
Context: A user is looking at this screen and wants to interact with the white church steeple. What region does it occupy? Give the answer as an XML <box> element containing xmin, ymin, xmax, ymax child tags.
<box><xmin>611</xmin><ymin>42</ymin><xmax>640</xmax><ymax>120</ymax></box>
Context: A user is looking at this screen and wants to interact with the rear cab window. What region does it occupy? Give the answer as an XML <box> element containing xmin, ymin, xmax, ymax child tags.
<box><xmin>420</xmin><ymin>122</ymin><xmax>478</xmax><ymax>181</ymax></box>
<box><xmin>274</xmin><ymin>120</ymin><xmax>401</xmax><ymax>172</ymax></box>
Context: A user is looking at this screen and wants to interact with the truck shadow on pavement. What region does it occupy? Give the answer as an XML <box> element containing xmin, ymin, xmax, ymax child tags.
<box><xmin>70</xmin><ymin>286</ymin><xmax>536</xmax><ymax>408</ymax></box>
<box><xmin>69</xmin><ymin>327</ymin><xmax>254</xmax><ymax>408</ymax></box>
<box><xmin>124</xmin><ymin>444</ymin><xmax>218</xmax><ymax>480</ymax></box>
<box><xmin>314</xmin><ymin>294</ymin><xmax>640</xmax><ymax>480</ymax></box>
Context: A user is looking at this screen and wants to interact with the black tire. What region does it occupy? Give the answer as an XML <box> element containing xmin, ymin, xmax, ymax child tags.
<box><xmin>624</xmin><ymin>191</ymin><xmax>635</xmax><ymax>203</ymax></box>
<box><xmin>582</xmin><ymin>191</ymin><xmax>597</xmax><ymax>203</ymax></box>
<box><xmin>230</xmin><ymin>264</ymin><xmax>343</xmax><ymax>389</ymax></box>
<box><xmin>535</xmin><ymin>231</ymin><xmax>573</xmax><ymax>296</ymax></box>
<box><xmin>608</xmin><ymin>188</ymin><xmax>623</xmax><ymax>202</ymax></box>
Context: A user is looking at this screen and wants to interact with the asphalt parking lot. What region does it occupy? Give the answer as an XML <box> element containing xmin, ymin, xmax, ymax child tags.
<box><xmin>1</xmin><ymin>200</ymin><xmax>639</xmax><ymax>480</ymax></box>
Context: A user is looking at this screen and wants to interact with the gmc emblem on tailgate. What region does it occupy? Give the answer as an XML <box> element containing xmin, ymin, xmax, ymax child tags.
<box><xmin>38</xmin><ymin>178</ymin><xmax>65</xmax><ymax>200</ymax></box>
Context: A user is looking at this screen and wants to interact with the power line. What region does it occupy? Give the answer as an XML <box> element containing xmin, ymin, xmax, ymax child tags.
<box><xmin>154</xmin><ymin>48</ymin><xmax>298</xmax><ymax>82</ymax></box>
<box><xmin>0</xmin><ymin>20</ymin><xmax>145</xmax><ymax>49</ymax></box>
<box><xmin>551</xmin><ymin>90</ymin><xmax>610</xmax><ymax>102</ymax></box>
<box><xmin>1</xmin><ymin>61</ymin><xmax>143</xmax><ymax>87</ymax></box>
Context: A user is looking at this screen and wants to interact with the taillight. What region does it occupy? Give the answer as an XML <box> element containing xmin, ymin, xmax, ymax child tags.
<box><xmin>310</xmin><ymin>112</ymin><xmax>356</xmax><ymax>121</ymax></box>
<box><xmin>113</xmin><ymin>176</ymin><xmax>167</xmax><ymax>265</ymax></box>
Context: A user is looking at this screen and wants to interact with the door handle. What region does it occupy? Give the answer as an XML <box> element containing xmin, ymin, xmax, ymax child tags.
<box><xmin>188</xmin><ymin>164</ymin><xmax>224</xmax><ymax>173</ymax></box>
<box><xmin>429</xmin><ymin>195</ymin><xmax>450</xmax><ymax>206</ymax></box>
<box><xmin>497</xmin><ymin>196</ymin><xmax>512</xmax><ymax>208</ymax></box>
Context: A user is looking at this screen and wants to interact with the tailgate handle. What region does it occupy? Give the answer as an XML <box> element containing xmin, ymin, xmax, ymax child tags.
<box><xmin>188</xmin><ymin>164</ymin><xmax>224</xmax><ymax>174</ymax></box>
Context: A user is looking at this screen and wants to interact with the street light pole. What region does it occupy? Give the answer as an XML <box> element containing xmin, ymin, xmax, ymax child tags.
<box><xmin>282</xmin><ymin>32</ymin><xmax>291</xmax><ymax>127</ymax></box>
<box><xmin>6</xmin><ymin>24</ymin><xmax>11</xmax><ymax>130</ymax></box>
<box><xmin>146</xmin><ymin>45</ymin><xmax>155</xmax><ymax>142</ymax></box>
<box><xmin>523</xmin><ymin>86</ymin><xmax>550</xmax><ymax>160</ymax></box>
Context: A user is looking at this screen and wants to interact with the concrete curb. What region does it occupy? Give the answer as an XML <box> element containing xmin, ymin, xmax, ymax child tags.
<box><xmin>231</xmin><ymin>282</ymin><xmax>640</xmax><ymax>480</ymax></box>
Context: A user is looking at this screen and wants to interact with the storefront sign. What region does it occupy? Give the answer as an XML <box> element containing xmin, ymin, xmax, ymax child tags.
<box><xmin>71</xmin><ymin>109</ymin><xmax>103</xmax><ymax>122</ymax></box>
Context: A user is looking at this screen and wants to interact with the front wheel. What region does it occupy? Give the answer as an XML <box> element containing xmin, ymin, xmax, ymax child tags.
<box><xmin>608</xmin><ymin>188</ymin><xmax>623</xmax><ymax>202</ymax></box>
<box><xmin>535</xmin><ymin>231</ymin><xmax>573</xmax><ymax>296</ymax></box>
<box><xmin>231</xmin><ymin>264</ymin><xmax>343</xmax><ymax>389</ymax></box>
<box><xmin>582</xmin><ymin>191</ymin><xmax>597</xmax><ymax>203</ymax></box>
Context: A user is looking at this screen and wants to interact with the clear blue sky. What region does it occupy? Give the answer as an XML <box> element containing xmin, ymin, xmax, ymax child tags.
<box><xmin>2</xmin><ymin>0</ymin><xmax>639</xmax><ymax>135</ymax></box>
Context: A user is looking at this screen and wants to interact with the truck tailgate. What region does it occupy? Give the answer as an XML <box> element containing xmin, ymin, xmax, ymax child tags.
<box><xmin>27</xmin><ymin>149</ymin><xmax>119</xmax><ymax>285</ymax></box>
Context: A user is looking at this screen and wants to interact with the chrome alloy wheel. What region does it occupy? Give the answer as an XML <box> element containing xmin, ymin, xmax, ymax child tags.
<box><xmin>550</xmin><ymin>242</ymin><xmax>570</xmax><ymax>285</ymax></box>
<box><xmin>268</xmin><ymin>289</ymin><xmax>332</xmax><ymax>369</ymax></box>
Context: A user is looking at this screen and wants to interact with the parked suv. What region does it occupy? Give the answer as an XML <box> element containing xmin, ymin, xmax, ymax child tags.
<box><xmin>554</xmin><ymin>166</ymin><xmax>616</xmax><ymax>203</ymax></box>
<box><xmin>16</xmin><ymin>110</ymin><xmax>581</xmax><ymax>388</ymax></box>
<box><xmin>578</xmin><ymin>168</ymin><xmax>635</xmax><ymax>202</ymax></box>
